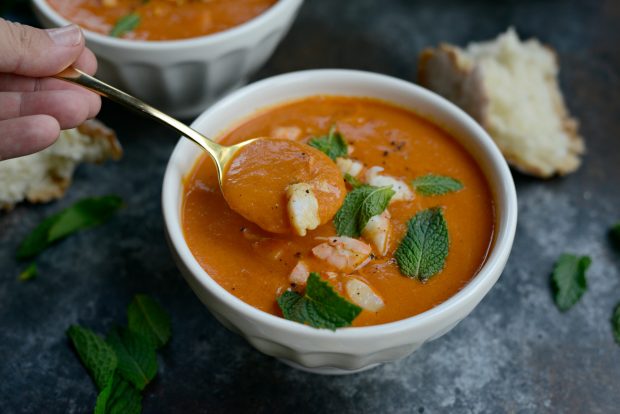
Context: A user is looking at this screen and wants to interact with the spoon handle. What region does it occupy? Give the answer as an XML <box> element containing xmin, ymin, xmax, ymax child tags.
<box><xmin>54</xmin><ymin>66</ymin><xmax>224</xmax><ymax>159</ymax></box>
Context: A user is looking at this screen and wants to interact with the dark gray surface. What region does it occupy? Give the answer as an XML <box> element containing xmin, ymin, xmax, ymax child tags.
<box><xmin>1</xmin><ymin>0</ymin><xmax>619</xmax><ymax>412</ymax></box>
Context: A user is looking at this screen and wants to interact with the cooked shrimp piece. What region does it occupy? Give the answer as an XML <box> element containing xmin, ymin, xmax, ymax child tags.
<box><xmin>311</xmin><ymin>236</ymin><xmax>372</xmax><ymax>272</ymax></box>
<box><xmin>362</xmin><ymin>210</ymin><xmax>391</xmax><ymax>256</ymax></box>
<box><xmin>345</xmin><ymin>278</ymin><xmax>384</xmax><ymax>312</ymax></box>
<box><xmin>285</xmin><ymin>183</ymin><xmax>320</xmax><ymax>236</ymax></box>
<box><xmin>271</xmin><ymin>126</ymin><xmax>302</xmax><ymax>141</ymax></box>
<box><xmin>365</xmin><ymin>166</ymin><xmax>413</xmax><ymax>202</ymax></box>
<box><xmin>336</xmin><ymin>157</ymin><xmax>363</xmax><ymax>178</ymax></box>
<box><xmin>289</xmin><ymin>260</ymin><xmax>310</xmax><ymax>285</ymax></box>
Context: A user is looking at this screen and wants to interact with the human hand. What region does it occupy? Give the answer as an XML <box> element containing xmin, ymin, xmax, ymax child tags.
<box><xmin>0</xmin><ymin>19</ymin><xmax>101</xmax><ymax>160</ymax></box>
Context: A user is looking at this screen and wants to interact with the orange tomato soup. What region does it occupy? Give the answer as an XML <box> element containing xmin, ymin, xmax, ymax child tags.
<box><xmin>182</xmin><ymin>96</ymin><xmax>495</xmax><ymax>327</ymax></box>
<box><xmin>47</xmin><ymin>0</ymin><xmax>278</xmax><ymax>40</ymax></box>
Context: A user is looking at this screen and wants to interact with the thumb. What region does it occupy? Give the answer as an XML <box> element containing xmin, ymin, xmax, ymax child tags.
<box><xmin>0</xmin><ymin>19</ymin><xmax>85</xmax><ymax>77</ymax></box>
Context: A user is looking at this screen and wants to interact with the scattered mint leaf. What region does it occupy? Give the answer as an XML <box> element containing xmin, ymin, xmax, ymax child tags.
<box><xmin>308</xmin><ymin>126</ymin><xmax>348</xmax><ymax>160</ymax></box>
<box><xmin>395</xmin><ymin>207</ymin><xmax>449</xmax><ymax>281</ymax></box>
<box><xmin>110</xmin><ymin>13</ymin><xmax>141</xmax><ymax>37</ymax></box>
<box><xmin>551</xmin><ymin>254</ymin><xmax>591</xmax><ymax>311</ymax></box>
<box><xmin>344</xmin><ymin>173</ymin><xmax>364</xmax><ymax>188</ymax></box>
<box><xmin>18</xmin><ymin>262</ymin><xmax>37</xmax><ymax>281</ymax></box>
<box><xmin>17</xmin><ymin>195</ymin><xmax>123</xmax><ymax>260</ymax></box>
<box><xmin>411</xmin><ymin>174</ymin><xmax>463</xmax><ymax>196</ymax></box>
<box><xmin>106</xmin><ymin>328</ymin><xmax>157</xmax><ymax>391</ymax></box>
<box><xmin>67</xmin><ymin>325</ymin><xmax>117</xmax><ymax>390</ymax></box>
<box><xmin>277</xmin><ymin>273</ymin><xmax>362</xmax><ymax>329</ymax></box>
<box><xmin>95</xmin><ymin>375</ymin><xmax>142</xmax><ymax>414</ymax></box>
<box><xmin>612</xmin><ymin>302</ymin><xmax>620</xmax><ymax>345</ymax></box>
<box><xmin>334</xmin><ymin>185</ymin><xmax>395</xmax><ymax>237</ymax></box>
<box><xmin>127</xmin><ymin>294</ymin><xmax>171</xmax><ymax>349</ymax></box>
<box><xmin>610</xmin><ymin>222</ymin><xmax>620</xmax><ymax>251</ymax></box>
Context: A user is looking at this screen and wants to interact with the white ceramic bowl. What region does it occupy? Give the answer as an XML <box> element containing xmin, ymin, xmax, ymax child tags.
<box><xmin>31</xmin><ymin>0</ymin><xmax>303</xmax><ymax>118</ymax></box>
<box><xmin>162</xmin><ymin>70</ymin><xmax>518</xmax><ymax>374</ymax></box>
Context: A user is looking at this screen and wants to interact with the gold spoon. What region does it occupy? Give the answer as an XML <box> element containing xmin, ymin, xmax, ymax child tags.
<box><xmin>54</xmin><ymin>66</ymin><xmax>256</xmax><ymax>186</ymax></box>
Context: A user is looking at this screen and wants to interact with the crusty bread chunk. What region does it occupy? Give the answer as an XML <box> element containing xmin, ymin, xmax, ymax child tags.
<box><xmin>418</xmin><ymin>28</ymin><xmax>584</xmax><ymax>177</ymax></box>
<box><xmin>0</xmin><ymin>119</ymin><xmax>122</xmax><ymax>210</ymax></box>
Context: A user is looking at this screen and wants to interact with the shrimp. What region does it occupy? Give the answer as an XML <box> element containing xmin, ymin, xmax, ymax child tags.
<box><xmin>362</xmin><ymin>210</ymin><xmax>391</xmax><ymax>256</ymax></box>
<box><xmin>345</xmin><ymin>278</ymin><xmax>384</xmax><ymax>312</ymax></box>
<box><xmin>289</xmin><ymin>260</ymin><xmax>310</xmax><ymax>285</ymax></box>
<box><xmin>336</xmin><ymin>157</ymin><xmax>363</xmax><ymax>178</ymax></box>
<box><xmin>311</xmin><ymin>236</ymin><xmax>372</xmax><ymax>272</ymax></box>
<box><xmin>365</xmin><ymin>166</ymin><xmax>413</xmax><ymax>202</ymax></box>
<box><xmin>285</xmin><ymin>183</ymin><xmax>320</xmax><ymax>236</ymax></box>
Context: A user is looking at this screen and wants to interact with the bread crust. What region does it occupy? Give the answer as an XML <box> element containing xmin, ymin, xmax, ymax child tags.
<box><xmin>418</xmin><ymin>37</ymin><xmax>584</xmax><ymax>178</ymax></box>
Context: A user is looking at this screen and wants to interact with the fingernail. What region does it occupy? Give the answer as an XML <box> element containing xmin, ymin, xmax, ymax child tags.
<box><xmin>47</xmin><ymin>25</ymin><xmax>82</xmax><ymax>47</ymax></box>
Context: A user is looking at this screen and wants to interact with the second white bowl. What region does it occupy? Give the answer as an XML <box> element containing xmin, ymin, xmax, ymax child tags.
<box><xmin>32</xmin><ymin>0</ymin><xmax>303</xmax><ymax>118</ymax></box>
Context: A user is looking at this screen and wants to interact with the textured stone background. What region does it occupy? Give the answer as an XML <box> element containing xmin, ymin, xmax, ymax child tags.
<box><xmin>1</xmin><ymin>0</ymin><xmax>619</xmax><ymax>412</ymax></box>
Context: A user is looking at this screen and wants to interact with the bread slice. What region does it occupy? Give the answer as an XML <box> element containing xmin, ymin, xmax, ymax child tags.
<box><xmin>418</xmin><ymin>28</ymin><xmax>584</xmax><ymax>178</ymax></box>
<box><xmin>0</xmin><ymin>119</ymin><xmax>122</xmax><ymax>210</ymax></box>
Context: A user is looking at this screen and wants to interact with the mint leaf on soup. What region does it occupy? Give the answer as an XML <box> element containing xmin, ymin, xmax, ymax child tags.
<box><xmin>106</xmin><ymin>328</ymin><xmax>157</xmax><ymax>391</ymax></box>
<box><xmin>551</xmin><ymin>254</ymin><xmax>591</xmax><ymax>311</ymax></box>
<box><xmin>334</xmin><ymin>185</ymin><xmax>395</xmax><ymax>237</ymax></box>
<box><xmin>395</xmin><ymin>207</ymin><xmax>449</xmax><ymax>281</ymax></box>
<box><xmin>344</xmin><ymin>173</ymin><xmax>364</xmax><ymax>188</ymax></box>
<box><xmin>67</xmin><ymin>325</ymin><xmax>117</xmax><ymax>390</ymax></box>
<box><xmin>612</xmin><ymin>303</ymin><xmax>620</xmax><ymax>345</ymax></box>
<box><xmin>277</xmin><ymin>273</ymin><xmax>362</xmax><ymax>329</ymax></box>
<box><xmin>95</xmin><ymin>375</ymin><xmax>142</xmax><ymax>414</ymax></box>
<box><xmin>17</xmin><ymin>195</ymin><xmax>123</xmax><ymax>260</ymax></box>
<box><xmin>308</xmin><ymin>126</ymin><xmax>348</xmax><ymax>160</ymax></box>
<box><xmin>18</xmin><ymin>262</ymin><xmax>37</xmax><ymax>281</ymax></box>
<box><xmin>110</xmin><ymin>13</ymin><xmax>141</xmax><ymax>37</ymax></box>
<box><xmin>127</xmin><ymin>294</ymin><xmax>171</xmax><ymax>349</ymax></box>
<box><xmin>411</xmin><ymin>174</ymin><xmax>463</xmax><ymax>196</ymax></box>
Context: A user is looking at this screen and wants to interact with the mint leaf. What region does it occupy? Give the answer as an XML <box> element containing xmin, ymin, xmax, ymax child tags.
<box><xmin>344</xmin><ymin>173</ymin><xmax>364</xmax><ymax>188</ymax></box>
<box><xmin>551</xmin><ymin>254</ymin><xmax>591</xmax><ymax>311</ymax></box>
<box><xmin>610</xmin><ymin>222</ymin><xmax>620</xmax><ymax>251</ymax></box>
<box><xmin>106</xmin><ymin>328</ymin><xmax>157</xmax><ymax>391</ymax></box>
<box><xmin>277</xmin><ymin>273</ymin><xmax>362</xmax><ymax>329</ymax></box>
<box><xmin>308</xmin><ymin>126</ymin><xmax>348</xmax><ymax>160</ymax></box>
<box><xmin>395</xmin><ymin>207</ymin><xmax>449</xmax><ymax>281</ymax></box>
<box><xmin>18</xmin><ymin>262</ymin><xmax>37</xmax><ymax>281</ymax></box>
<box><xmin>67</xmin><ymin>325</ymin><xmax>117</xmax><ymax>390</ymax></box>
<box><xmin>127</xmin><ymin>294</ymin><xmax>171</xmax><ymax>349</ymax></box>
<box><xmin>95</xmin><ymin>375</ymin><xmax>142</xmax><ymax>414</ymax></box>
<box><xmin>612</xmin><ymin>303</ymin><xmax>620</xmax><ymax>345</ymax></box>
<box><xmin>411</xmin><ymin>174</ymin><xmax>463</xmax><ymax>196</ymax></box>
<box><xmin>334</xmin><ymin>185</ymin><xmax>395</xmax><ymax>237</ymax></box>
<box><xmin>110</xmin><ymin>13</ymin><xmax>140</xmax><ymax>37</ymax></box>
<box><xmin>17</xmin><ymin>195</ymin><xmax>123</xmax><ymax>260</ymax></box>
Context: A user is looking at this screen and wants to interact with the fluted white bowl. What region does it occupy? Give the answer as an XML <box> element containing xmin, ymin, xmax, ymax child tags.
<box><xmin>31</xmin><ymin>0</ymin><xmax>303</xmax><ymax>118</ymax></box>
<box><xmin>162</xmin><ymin>70</ymin><xmax>518</xmax><ymax>374</ymax></box>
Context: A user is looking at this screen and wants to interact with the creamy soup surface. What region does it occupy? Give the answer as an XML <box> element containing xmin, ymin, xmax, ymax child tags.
<box><xmin>182</xmin><ymin>96</ymin><xmax>495</xmax><ymax>327</ymax></box>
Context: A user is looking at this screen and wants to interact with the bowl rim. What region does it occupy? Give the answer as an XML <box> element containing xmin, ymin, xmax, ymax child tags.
<box><xmin>162</xmin><ymin>69</ymin><xmax>518</xmax><ymax>340</ymax></box>
<box><xmin>31</xmin><ymin>0</ymin><xmax>302</xmax><ymax>50</ymax></box>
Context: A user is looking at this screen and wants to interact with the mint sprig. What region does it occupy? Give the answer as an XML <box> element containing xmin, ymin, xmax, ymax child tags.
<box><xmin>110</xmin><ymin>13</ymin><xmax>141</xmax><ymax>37</ymax></box>
<box><xmin>68</xmin><ymin>295</ymin><xmax>171</xmax><ymax>413</ymax></box>
<box><xmin>411</xmin><ymin>174</ymin><xmax>463</xmax><ymax>196</ymax></box>
<box><xmin>344</xmin><ymin>173</ymin><xmax>364</xmax><ymax>188</ymax></box>
<box><xmin>106</xmin><ymin>328</ymin><xmax>157</xmax><ymax>391</ymax></box>
<box><xmin>18</xmin><ymin>262</ymin><xmax>37</xmax><ymax>281</ymax></box>
<box><xmin>67</xmin><ymin>326</ymin><xmax>117</xmax><ymax>390</ymax></box>
<box><xmin>395</xmin><ymin>207</ymin><xmax>449</xmax><ymax>281</ymax></box>
<box><xmin>551</xmin><ymin>254</ymin><xmax>591</xmax><ymax>312</ymax></box>
<box><xmin>334</xmin><ymin>185</ymin><xmax>395</xmax><ymax>237</ymax></box>
<box><xmin>277</xmin><ymin>273</ymin><xmax>362</xmax><ymax>329</ymax></box>
<box><xmin>127</xmin><ymin>294</ymin><xmax>171</xmax><ymax>349</ymax></box>
<box><xmin>17</xmin><ymin>195</ymin><xmax>123</xmax><ymax>260</ymax></box>
<box><xmin>308</xmin><ymin>126</ymin><xmax>348</xmax><ymax>160</ymax></box>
